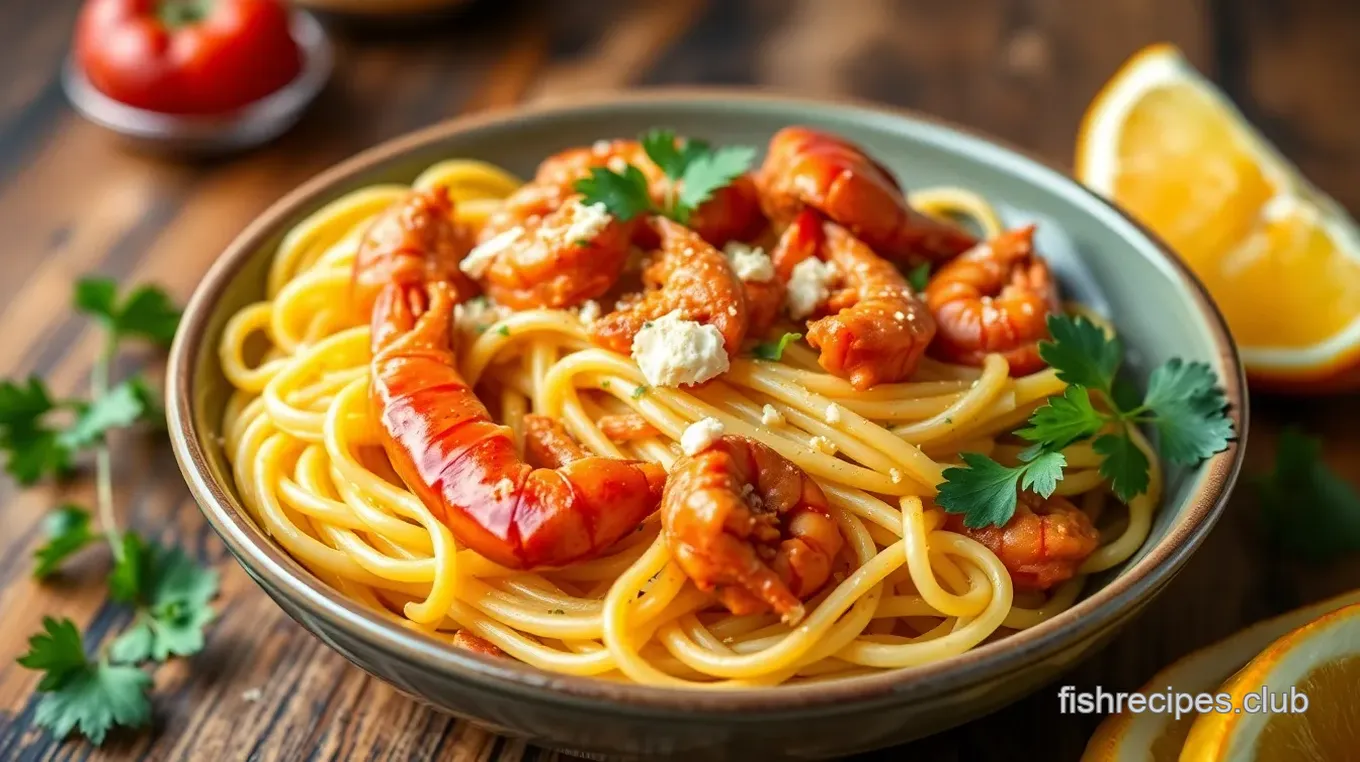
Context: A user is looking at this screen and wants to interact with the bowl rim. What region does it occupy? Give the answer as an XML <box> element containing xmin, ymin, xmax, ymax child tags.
<box><xmin>167</xmin><ymin>87</ymin><xmax>1248</xmax><ymax>714</ymax></box>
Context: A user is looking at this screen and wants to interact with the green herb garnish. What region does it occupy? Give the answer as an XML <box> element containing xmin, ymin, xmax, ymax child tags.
<box><xmin>752</xmin><ymin>332</ymin><xmax>802</xmax><ymax>361</ymax></box>
<box><xmin>936</xmin><ymin>314</ymin><xmax>1234</xmax><ymax>528</ymax></box>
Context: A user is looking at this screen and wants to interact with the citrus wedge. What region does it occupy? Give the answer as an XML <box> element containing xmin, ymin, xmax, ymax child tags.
<box><xmin>1180</xmin><ymin>601</ymin><xmax>1360</xmax><ymax>761</ymax></box>
<box><xmin>1080</xmin><ymin>590</ymin><xmax>1360</xmax><ymax>762</ymax></box>
<box><xmin>1077</xmin><ymin>44</ymin><xmax>1360</xmax><ymax>391</ymax></box>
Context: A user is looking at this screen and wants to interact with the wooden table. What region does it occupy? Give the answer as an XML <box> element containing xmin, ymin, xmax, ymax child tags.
<box><xmin>2</xmin><ymin>0</ymin><xmax>1358</xmax><ymax>759</ymax></box>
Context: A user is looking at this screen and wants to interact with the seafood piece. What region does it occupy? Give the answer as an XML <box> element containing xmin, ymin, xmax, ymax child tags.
<box><xmin>522</xmin><ymin>414</ymin><xmax>590</xmax><ymax>468</ymax></box>
<box><xmin>944</xmin><ymin>492</ymin><xmax>1099</xmax><ymax>591</ymax></box>
<box><xmin>356</xmin><ymin>193</ymin><xmax>666</xmax><ymax>569</ymax></box>
<box><xmin>535</xmin><ymin>138</ymin><xmax>765</xmax><ymax>247</ymax></box>
<box><xmin>468</xmin><ymin>193</ymin><xmax>636</xmax><ymax>310</ymax></box>
<box><xmin>756</xmin><ymin>126</ymin><xmax>976</xmax><ymax>265</ymax></box>
<box><xmin>596</xmin><ymin>412</ymin><xmax>662</xmax><ymax>443</ymax></box>
<box><xmin>452</xmin><ymin>630</ymin><xmax>504</xmax><ymax>657</ymax></box>
<box><xmin>924</xmin><ymin>225</ymin><xmax>1058</xmax><ymax>375</ymax></box>
<box><xmin>352</xmin><ymin>188</ymin><xmax>479</xmax><ymax>323</ymax></box>
<box><xmin>591</xmin><ymin>218</ymin><xmax>749</xmax><ymax>356</ymax></box>
<box><xmin>724</xmin><ymin>241</ymin><xmax>785</xmax><ymax>339</ymax></box>
<box><xmin>805</xmin><ymin>223</ymin><xmax>937</xmax><ymax>389</ymax></box>
<box><xmin>662</xmin><ymin>432</ymin><xmax>844</xmax><ymax>624</ymax></box>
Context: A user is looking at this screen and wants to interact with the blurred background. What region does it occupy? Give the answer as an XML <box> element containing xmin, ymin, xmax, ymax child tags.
<box><xmin>2</xmin><ymin>0</ymin><xmax>1358</xmax><ymax>760</ymax></box>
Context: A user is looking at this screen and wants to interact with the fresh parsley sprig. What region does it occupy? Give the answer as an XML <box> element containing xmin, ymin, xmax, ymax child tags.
<box><xmin>574</xmin><ymin>128</ymin><xmax>756</xmax><ymax>225</ymax></box>
<box><xmin>12</xmin><ymin>278</ymin><xmax>220</xmax><ymax>746</ymax></box>
<box><xmin>752</xmin><ymin>332</ymin><xmax>803</xmax><ymax>361</ymax></box>
<box><xmin>936</xmin><ymin>314</ymin><xmax>1235</xmax><ymax>528</ymax></box>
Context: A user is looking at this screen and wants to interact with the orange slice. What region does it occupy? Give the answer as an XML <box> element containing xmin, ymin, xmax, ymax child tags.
<box><xmin>1080</xmin><ymin>590</ymin><xmax>1360</xmax><ymax>762</ymax></box>
<box><xmin>1180</xmin><ymin>601</ymin><xmax>1360</xmax><ymax>761</ymax></box>
<box><xmin>1077</xmin><ymin>44</ymin><xmax>1360</xmax><ymax>391</ymax></box>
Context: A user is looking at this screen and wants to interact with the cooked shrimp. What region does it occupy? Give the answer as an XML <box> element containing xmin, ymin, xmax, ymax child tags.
<box><xmin>535</xmin><ymin>138</ymin><xmax>765</xmax><ymax>248</ymax></box>
<box><xmin>452</xmin><ymin>630</ymin><xmax>504</xmax><ymax>657</ymax></box>
<box><xmin>596</xmin><ymin>412</ymin><xmax>662</xmax><ymax>443</ymax></box>
<box><xmin>358</xmin><ymin>195</ymin><xmax>667</xmax><ymax>568</ymax></box>
<box><xmin>471</xmin><ymin>189</ymin><xmax>637</xmax><ymax>310</ymax></box>
<box><xmin>590</xmin><ymin>217</ymin><xmax>749</xmax><ymax>355</ymax></box>
<box><xmin>662</xmin><ymin>435</ymin><xmax>844</xmax><ymax>624</ymax></box>
<box><xmin>756</xmin><ymin>126</ymin><xmax>976</xmax><ymax>265</ymax></box>
<box><xmin>522</xmin><ymin>414</ymin><xmax>590</xmax><ymax>468</ymax></box>
<box><xmin>352</xmin><ymin>188</ymin><xmax>479</xmax><ymax>323</ymax></box>
<box><xmin>944</xmin><ymin>492</ymin><xmax>1099</xmax><ymax>591</ymax></box>
<box><xmin>924</xmin><ymin>225</ymin><xmax>1058</xmax><ymax>375</ymax></box>
<box><xmin>769</xmin><ymin>207</ymin><xmax>824</xmax><ymax>282</ymax></box>
<box><xmin>804</xmin><ymin>222</ymin><xmax>937</xmax><ymax>390</ymax></box>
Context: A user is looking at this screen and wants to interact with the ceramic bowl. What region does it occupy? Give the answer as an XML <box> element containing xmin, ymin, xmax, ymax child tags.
<box><xmin>167</xmin><ymin>91</ymin><xmax>1247</xmax><ymax>761</ymax></box>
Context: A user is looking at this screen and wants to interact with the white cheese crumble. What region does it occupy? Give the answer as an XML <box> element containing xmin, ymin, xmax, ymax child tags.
<box><xmin>760</xmin><ymin>404</ymin><xmax>785</xmax><ymax>427</ymax></box>
<box><xmin>889</xmin><ymin>468</ymin><xmax>904</xmax><ymax>484</ymax></box>
<box><xmin>786</xmin><ymin>258</ymin><xmax>837</xmax><ymax>319</ymax></box>
<box><xmin>241</xmin><ymin>688</ymin><xmax>263</xmax><ymax>703</ymax></box>
<box><xmin>809</xmin><ymin>436</ymin><xmax>838</xmax><ymax>455</ymax></box>
<box><xmin>577</xmin><ymin>299</ymin><xmax>602</xmax><ymax>324</ymax></box>
<box><xmin>630</xmin><ymin>310</ymin><xmax>730</xmax><ymax>387</ymax></box>
<box><xmin>825</xmin><ymin>403</ymin><xmax>842</xmax><ymax>425</ymax></box>
<box><xmin>453</xmin><ymin>297</ymin><xmax>510</xmax><ymax>337</ymax></box>
<box><xmin>562</xmin><ymin>201</ymin><xmax>613</xmax><ymax>242</ymax></box>
<box><xmin>461</xmin><ymin>227</ymin><xmax>523</xmax><ymax>278</ymax></box>
<box><xmin>723</xmin><ymin>242</ymin><xmax>775</xmax><ymax>282</ymax></box>
<box><xmin>680</xmin><ymin>417</ymin><xmax>726</xmax><ymax>456</ymax></box>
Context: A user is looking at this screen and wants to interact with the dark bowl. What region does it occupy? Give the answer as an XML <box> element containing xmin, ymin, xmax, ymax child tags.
<box><xmin>167</xmin><ymin>91</ymin><xmax>1247</xmax><ymax>760</ymax></box>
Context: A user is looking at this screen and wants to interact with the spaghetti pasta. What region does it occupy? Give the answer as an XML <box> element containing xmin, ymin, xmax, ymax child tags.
<box><xmin>218</xmin><ymin>151</ymin><xmax>1163</xmax><ymax>687</ymax></box>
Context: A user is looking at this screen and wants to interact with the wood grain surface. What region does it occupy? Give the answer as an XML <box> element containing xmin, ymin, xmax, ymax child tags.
<box><xmin>2</xmin><ymin>0</ymin><xmax>1359</xmax><ymax>759</ymax></box>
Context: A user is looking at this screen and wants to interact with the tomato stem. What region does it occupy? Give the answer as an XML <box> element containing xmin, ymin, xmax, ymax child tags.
<box><xmin>158</xmin><ymin>0</ymin><xmax>213</xmax><ymax>28</ymax></box>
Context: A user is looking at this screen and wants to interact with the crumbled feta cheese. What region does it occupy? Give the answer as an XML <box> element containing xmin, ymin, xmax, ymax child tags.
<box><xmin>680</xmin><ymin>417</ymin><xmax>725</xmax><ymax>456</ymax></box>
<box><xmin>562</xmin><ymin>201</ymin><xmax>613</xmax><ymax>243</ymax></box>
<box><xmin>592</xmin><ymin>139</ymin><xmax>612</xmax><ymax>153</ymax></box>
<box><xmin>723</xmin><ymin>242</ymin><xmax>775</xmax><ymax>282</ymax></box>
<box><xmin>825</xmin><ymin>403</ymin><xmax>842</xmax><ymax>425</ymax></box>
<box><xmin>809</xmin><ymin>436</ymin><xmax>838</xmax><ymax>455</ymax></box>
<box><xmin>760</xmin><ymin>404</ymin><xmax>785</xmax><ymax>427</ymax></box>
<box><xmin>889</xmin><ymin>468</ymin><xmax>904</xmax><ymax>484</ymax></box>
<box><xmin>786</xmin><ymin>258</ymin><xmax>837</xmax><ymax>319</ymax></box>
<box><xmin>241</xmin><ymin>687</ymin><xmax>263</xmax><ymax>703</ymax></box>
<box><xmin>630</xmin><ymin>310</ymin><xmax>730</xmax><ymax>387</ymax></box>
<box><xmin>454</xmin><ymin>297</ymin><xmax>510</xmax><ymax>337</ymax></box>
<box><xmin>578</xmin><ymin>300</ymin><xmax>601</xmax><ymax>324</ymax></box>
<box><xmin>461</xmin><ymin>227</ymin><xmax>522</xmax><ymax>278</ymax></box>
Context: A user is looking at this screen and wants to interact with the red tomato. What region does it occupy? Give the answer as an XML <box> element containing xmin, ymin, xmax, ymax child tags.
<box><xmin>75</xmin><ymin>0</ymin><xmax>303</xmax><ymax>115</ymax></box>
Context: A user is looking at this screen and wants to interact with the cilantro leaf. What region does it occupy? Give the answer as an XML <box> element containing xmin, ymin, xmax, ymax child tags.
<box><xmin>573</xmin><ymin>165</ymin><xmax>653</xmax><ymax>222</ymax></box>
<box><xmin>1018</xmin><ymin>449</ymin><xmax>1066</xmax><ymax>497</ymax></box>
<box><xmin>1141</xmin><ymin>359</ymin><xmax>1234</xmax><ymax>466</ymax></box>
<box><xmin>75</xmin><ymin>279</ymin><xmax>181</xmax><ymax>347</ymax></box>
<box><xmin>1257</xmin><ymin>429</ymin><xmax>1360</xmax><ymax>561</ymax></box>
<box><xmin>675</xmin><ymin>145</ymin><xmax>756</xmax><ymax>223</ymax></box>
<box><xmin>4</xmin><ymin>429</ymin><xmax>73</xmax><ymax>485</ymax></box>
<box><xmin>108</xmin><ymin>533</ymin><xmax>147</xmax><ymax>604</ymax></box>
<box><xmin>0</xmin><ymin>376</ymin><xmax>57</xmax><ymax>427</ymax></box>
<box><xmin>33</xmin><ymin>505</ymin><xmax>100</xmax><ymax>579</ymax></box>
<box><xmin>17</xmin><ymin>617</ymin><xmax>153</xmax><ymax>744</ymax></box>
<box><xmin>108</xmin><ymin>539</ymin><xmax>219</xmax><ymax>662</ymax></box>
<box><xmin>936</xmin><ymin>450</ymin><xmax>1066</xmax><ymax>529</ymax></box>
<box><xmin>906</xmin><ymin>262</ymin><xmax>931</xmax><ymax>293</ymax></box>
<box><xmin>1039</xmin><ymin>314</ymin><xmax>1121</xmax><ymax>392</ymax></box>
<box><xmin>58</xmin><ymin>377</ymin><xmax>156</xmax><ymax>451</ymax></box>
<box><xmin>1017</xmin><ymin>385</ymin><xmax>1104</xmax><ymax>450</ymax></box>
<box><xmin>752</xmin><ymin>332</ymin><xmax>802</xmax><ymax>361</ymax></box>
<box><xmin>0</xmin><ymin>377</ymin><xmax>74</xmax><ymax>485</ymax></box>
<box><xmin>1094</xmin><ymin>433</ymin><xmax>1150</xmax><ymax>502</ymax></box>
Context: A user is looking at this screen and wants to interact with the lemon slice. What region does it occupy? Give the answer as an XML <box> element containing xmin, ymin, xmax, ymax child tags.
<box><xmin>1077</xmin><ymin>44</ymin><xmax>1360</xmax><ymax>391</ymax></box>
<box><xmin>1080</xmin><ymin>590</ymin><xmax>1360</xmax><ymax>761</ymax></box>
<box><xmin>1181</xmin><ymin>601</ymin><xmax>1360</xmax><ymax>761</ymax></box>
